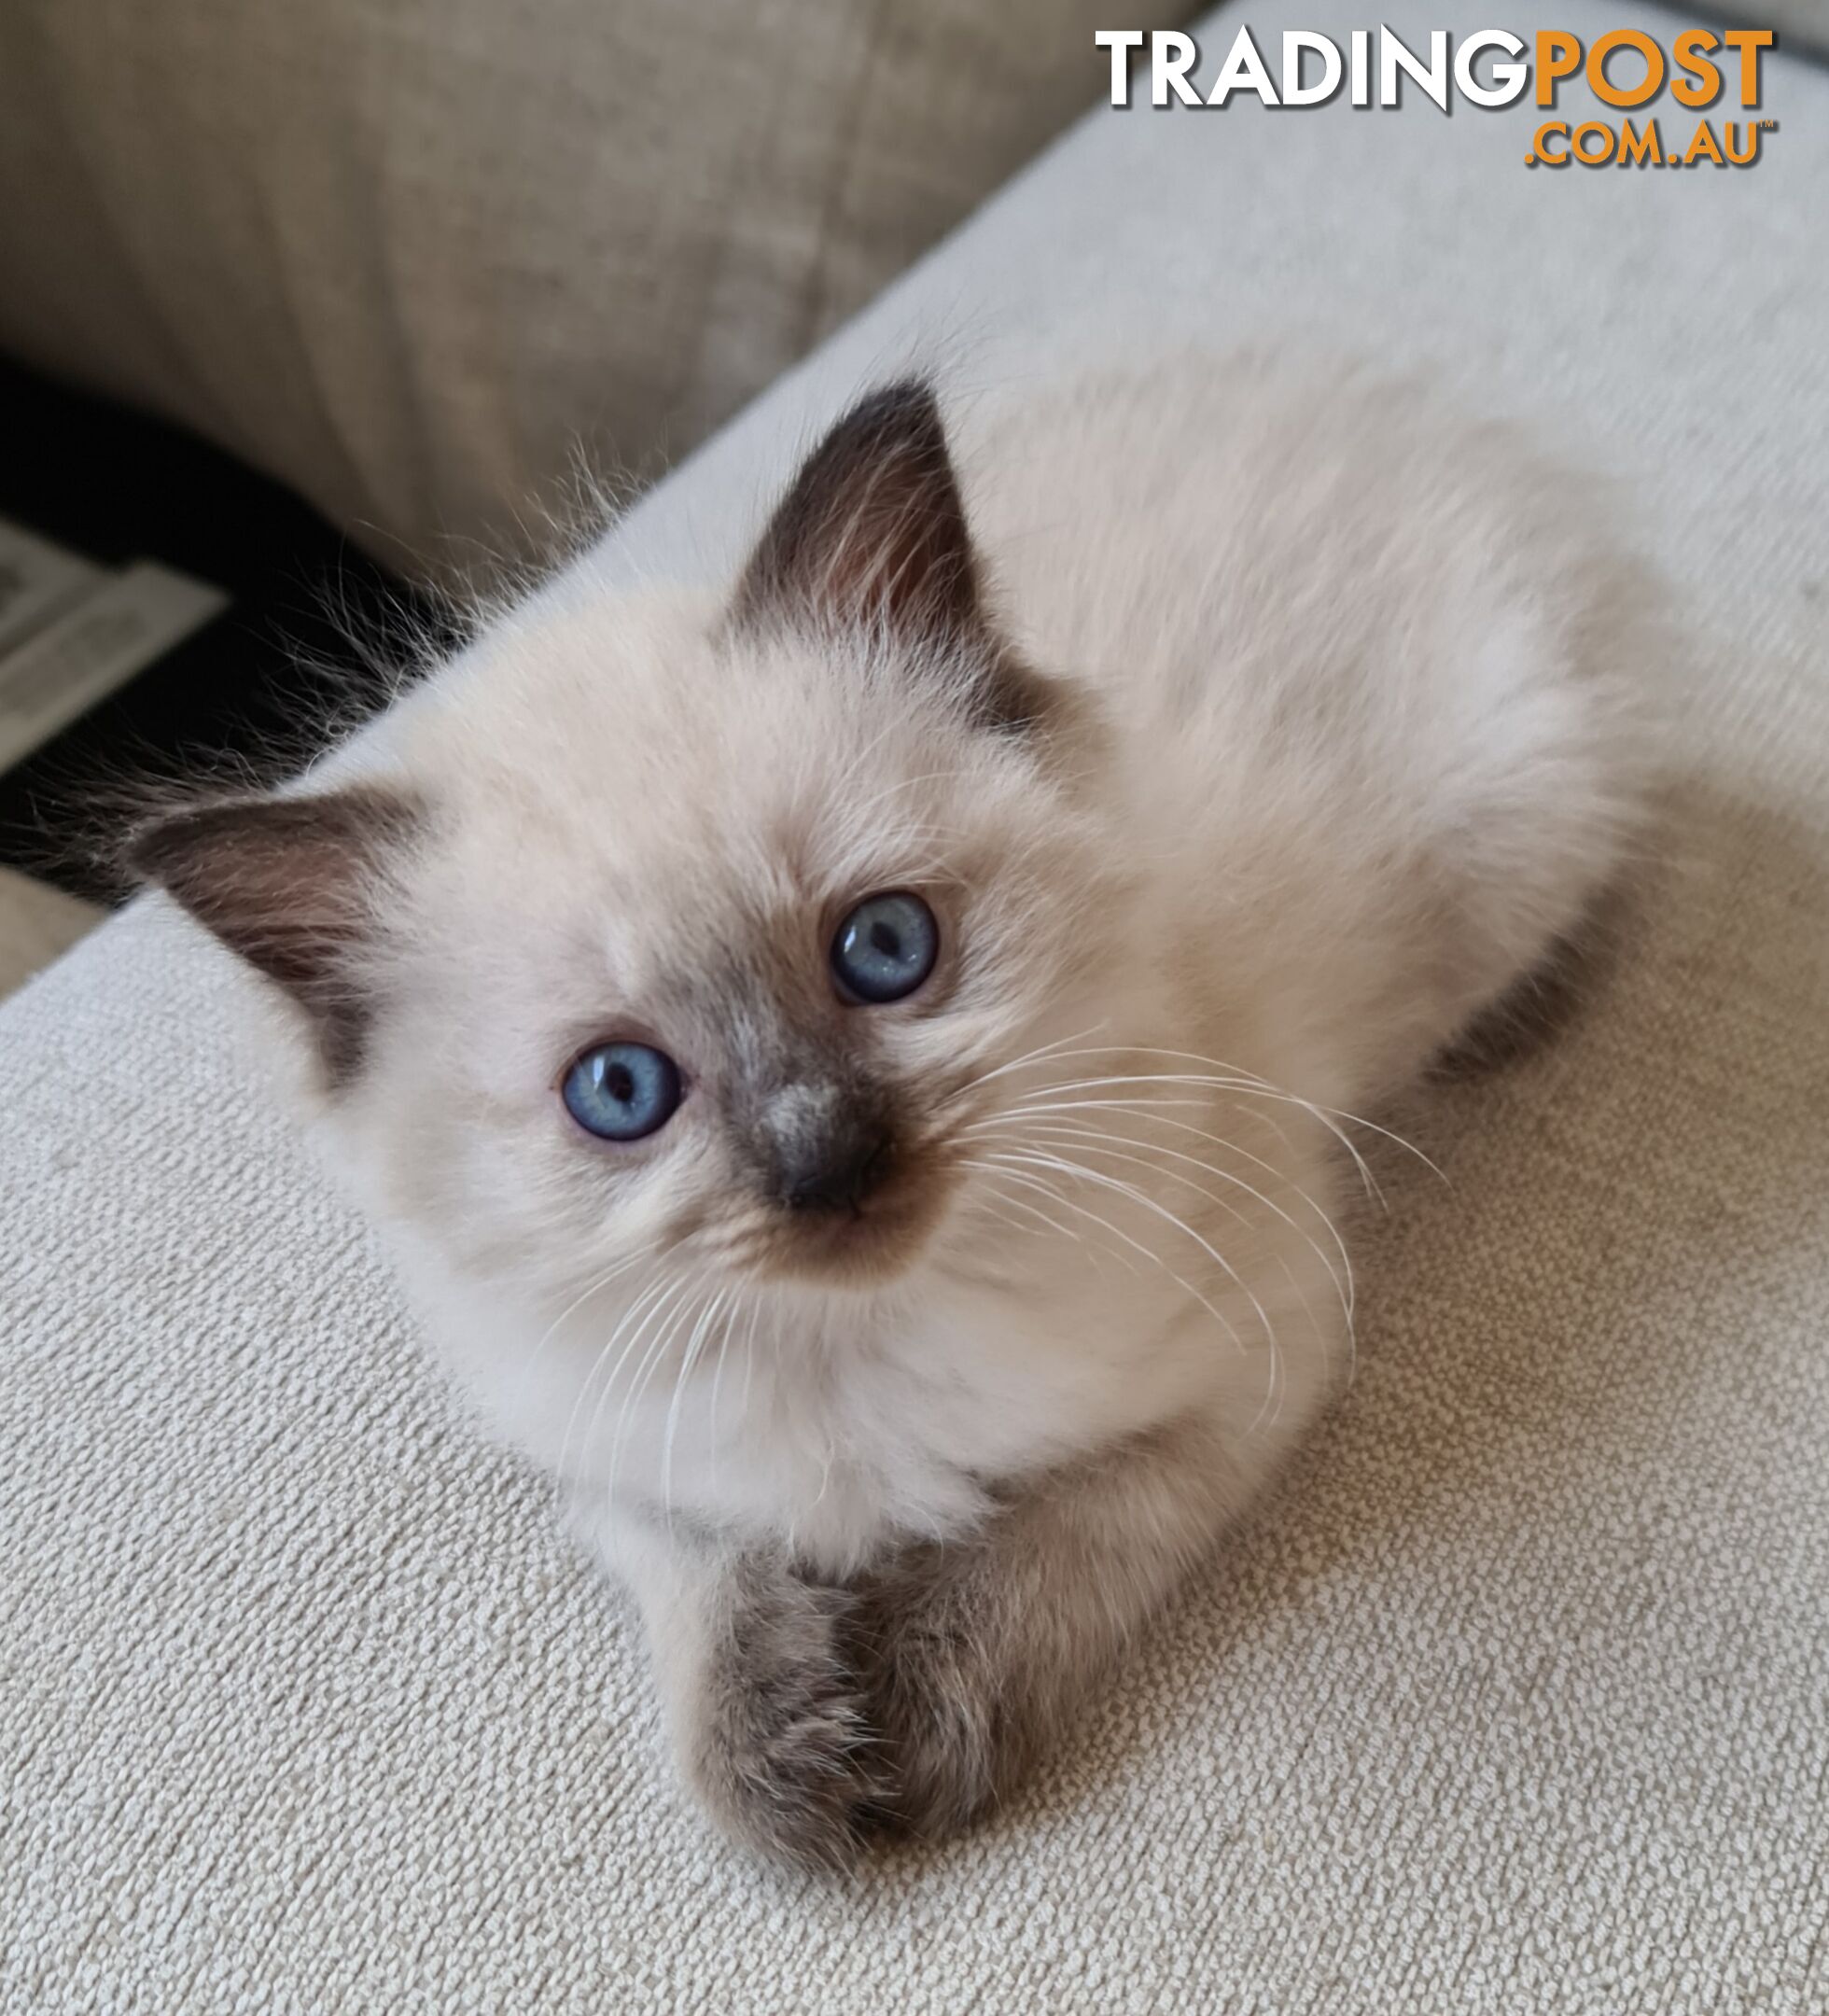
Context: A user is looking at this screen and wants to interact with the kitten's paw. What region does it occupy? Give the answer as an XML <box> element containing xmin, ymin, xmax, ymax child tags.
<box><xmin>682</xmin><ymin>1562</ymin><xmax>876</xmax><ymax>1873</ymax></box>
<box><xmin>852</xmin><ymin>1572</ymin><xmax>1012</xmax><ymax>1841</ymax></box>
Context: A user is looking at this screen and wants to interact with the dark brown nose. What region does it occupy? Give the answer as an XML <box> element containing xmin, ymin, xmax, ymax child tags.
<box><xmin>774</xmin><ymin>1115</ymin><xmax>894</xmax><ymax>1216</ymax></box>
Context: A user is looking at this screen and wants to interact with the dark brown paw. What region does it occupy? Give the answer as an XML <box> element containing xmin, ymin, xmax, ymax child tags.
<box><xmin>849</xmin><ymin>1561</ymin><xmax>1014</xmax><ymax>1842</ymax></box>
<box><xmin>685</xmin><ymin>1562</ymin><xmax>878</xmax><ymax>1873</ymax></box>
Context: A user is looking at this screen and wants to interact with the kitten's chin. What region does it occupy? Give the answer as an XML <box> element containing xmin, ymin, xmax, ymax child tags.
<box><xmin>748</xmin><ymin>1196</ymin><xmax>942</xmax><ymax>1291</ymax></box>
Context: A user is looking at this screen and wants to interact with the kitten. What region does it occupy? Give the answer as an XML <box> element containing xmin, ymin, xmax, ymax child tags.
<box><xmin>133</xmin><ymin>353</ymin><xmax>1653</xmax><ymax>1869</ymax></box>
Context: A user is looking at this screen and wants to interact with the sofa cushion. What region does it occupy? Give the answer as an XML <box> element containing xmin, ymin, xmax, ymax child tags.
<box><xmin>4</xmin><ymin>3</ymin><xmax>1826</xmax><ymax>2009</ymax></box>
<box><xmin>0</xmin><ymin>0</ymin><xmax>1176</xmax><ymax>581</ymax></box>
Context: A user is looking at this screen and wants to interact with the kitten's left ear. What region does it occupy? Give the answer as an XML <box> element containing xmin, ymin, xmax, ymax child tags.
<box><xmin>733</xmin><ymin>380</ymin><xmax>1043</xmax><ymax>733</ymax></box>
<box><xmin>129</xmin><ymin>786</ymin><xmax>419</xmax><ymax>1081</ymax></box>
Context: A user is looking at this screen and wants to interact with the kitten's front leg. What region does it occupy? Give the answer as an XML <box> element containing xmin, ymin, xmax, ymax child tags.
<box><xmin>592</xmin><ymin>1510</ymin><xmax>878</xmax><ymax>1871</ymax></box>
<box><xmin>852</xmin><ymin>1411</ymin><xmax>1250</xmax><ymax>1839</ymax></box>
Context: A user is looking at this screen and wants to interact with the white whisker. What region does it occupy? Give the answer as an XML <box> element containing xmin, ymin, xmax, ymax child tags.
<box><xmin>662</xmin><ymin>1289</ymin><xmax>731</xmax><ymax>1527</ymax></box>
<box><xmin>594</xmin><ymin>1276</ymin><xmax>699</xmax><ymax>1505</ymax></box>
<box><xmin>738</xmin><ymin>1297</ymin><xmax>762</xmax><ymax>1426</ymax></box>
<box><xmin>551</xmin><ymin>1272</ymin><xmax>672</xmax><ymax>1491</ymax></box>
<box><xmin>958</xmin><ymin>1159</ymin><xmax>1141</xmax><ymax>1278</ymax></box>
<box><xmin>705</xmin><ymin>1292</ymin><xmax>743</xmax><ymax>1497</ymax></box>
<box><xmin>1009</xmin><ymin>1071</ymin><xmax>1386</xmax><ymax>1202</ymax></box>
<box><xmin>1006</xmin><ymin>1046</ymin><xmax>1446</xmax><ymax>1190</ymax></box>
<box><xmin>980</xmin><ymin>1152</ymin><xmax>1244</xmax><ymax>1351</ymax></box>
<box><xmin>966</xmin><ymin>1113</ymin><xmax>1351</xmax><ymax>1327</ymax></box>
<box><xmin>522</xmin><ymin>1251</ymin><xmax>649</xmax><ymax>1431</ymax></box>
<box><xmin>955</xmin><ymin>1023</ymin><xmax>1111</xmax><ymax>1097</ymax></box>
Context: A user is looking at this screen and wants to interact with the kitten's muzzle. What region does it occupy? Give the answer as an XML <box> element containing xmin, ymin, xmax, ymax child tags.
<box><xmin>747</xmin><ymin>1074</ymin><xmax>898</xmax><ymax>1215</ymax></box>
<box><xmin>738</xmin><ymin>1078</ymin><xmax>936</xmax><ymax>1280</ymax></box>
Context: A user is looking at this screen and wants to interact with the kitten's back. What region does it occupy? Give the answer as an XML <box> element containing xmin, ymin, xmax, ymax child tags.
<box><xmin>957</xmin><ymin>351</ymin><xmax>1655</xmax><ymax>1099</ymax></box>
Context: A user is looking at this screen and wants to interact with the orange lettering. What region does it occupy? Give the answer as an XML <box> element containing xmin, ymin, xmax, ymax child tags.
<box><xmin>1617</xmin><ymin>119</ymin><xmax>1662</xmax><ymax>166</ymax></box>
<box><xmin>1671</xmin><ymin>29</ymin><xmax>1722</xmax><ymax>109</ymax></box>
<box><xmin>1721</xmin><ymin>29</ymin><xmax>1774</xmax><ymax>105</ymax></box>
<box><xmin>1683</xmin><ymin>120</ymin><xmax>1726</xmax><ymax>166</ymax></box>
<box><xmin>1588</xmin><ymin>31</ymin><xmax>1664</xmax><ymax>109</ymax></box>
<box><xmin>1535</xmin><ymin>31</ymin><xmax>1582</xmax><ymax>108</ymax></box>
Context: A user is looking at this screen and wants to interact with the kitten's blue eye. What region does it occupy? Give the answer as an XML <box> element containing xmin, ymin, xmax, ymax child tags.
<box><xmin>831</xmin><ymin>890</ymin><xmax>939</xmax><ymax>1004</ymax></box>
<box><xmin>562</xmin><ymin>1042</ymin><xmax>682</xmax><ymax>1141</ymax></box>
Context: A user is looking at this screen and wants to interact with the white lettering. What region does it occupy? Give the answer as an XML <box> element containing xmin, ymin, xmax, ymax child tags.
<box><xmin>1380</xmin><ymin>27</ymin><xmax>1451</xmax><ymax>112</ymax></box>
<box><xmin>1152</xmin><ymin>31</ymin><xmax>1200</xmax><ymax>107</ymax></box>
<box><xmin>1454</xmin><ymin>29</ymin><xmax>1529</xmax><ymax>107</ymax></box>
<box><xmin>1094</xmin><ymin>30</ymin><xmax>1146</xmax><ymax>107</ymax></box>
<box><xmin>1281</xmin><ymin>31</ymin><xmax>1342</xmax><ymax>107</ymax></box>
<box><xmin>1206</xmin><ymin>25</ymin><xmax>1280</xmax><ymax>107</ymax></box>
<box><xmin>1350</xmin><ymin>29</ymin><xmax>1372</xmax><ymax>105</ymax></box>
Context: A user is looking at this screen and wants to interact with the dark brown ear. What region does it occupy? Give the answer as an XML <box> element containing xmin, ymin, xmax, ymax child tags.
<box><xmin>733</xmin><ymin>381</ymin><xmax>982</xmax><ymax>645</ymax></box>
<box><xmin>129</xmin><ymin>786</ymin><xmax>418</xmax><ymax>1081</ymax></box>
<box><xmin>733</xmin><ymin>380</ymin><xmax>1047</xmax><ymax>734</ymax></box>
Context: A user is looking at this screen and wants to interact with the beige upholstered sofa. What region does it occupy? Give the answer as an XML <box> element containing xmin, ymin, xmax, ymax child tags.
<box><xmin>4</xmin><ymin>3</ymin><xmax>1826</xmax><ymax>2009</ymax></box>
<box><xmin>0</xmin><ymin>0</ymin><xmax>1177</xmax><ymax>581</ymax></box>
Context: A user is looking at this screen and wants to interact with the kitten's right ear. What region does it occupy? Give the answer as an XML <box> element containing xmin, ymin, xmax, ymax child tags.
<box><xmin>129</xmin><ymin>786</ymin><xmax>419</xmax><ymax>1081</ymax></box>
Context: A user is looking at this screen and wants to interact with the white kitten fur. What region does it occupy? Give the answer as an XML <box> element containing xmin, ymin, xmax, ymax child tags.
<box><xmin>133</xmin><ymin>349</ymin><xmax>1656</xmax><ymax>1856</ymax></box>
<box><xmin>309</xmin><ymin>350</ymin><xmax>1649</xmax><ymax>1581</ymax></box>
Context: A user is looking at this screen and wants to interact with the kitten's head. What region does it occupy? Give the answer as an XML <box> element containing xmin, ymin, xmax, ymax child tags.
<box><xmin>133</xmin><ymin>384</ymin><xmax>1136</xmax><ymax>1307</ymax></box>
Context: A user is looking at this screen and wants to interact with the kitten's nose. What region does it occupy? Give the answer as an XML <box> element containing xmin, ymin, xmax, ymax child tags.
<box><xmin>762</xmin><ymin>1085</ymin><xmax>895</xmax><ymax>1215</ymax></box>
<box><xmin>780</xmin><ymin>1125</ymin><xmax>894</xmax><ymax>1215</ymax></box>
